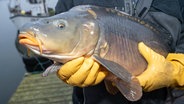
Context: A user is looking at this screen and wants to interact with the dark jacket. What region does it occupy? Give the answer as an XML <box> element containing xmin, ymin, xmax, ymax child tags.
<box><xmin>55</xmin><ymin>0</ymin><xmax>184</xmax><ymax>104</ymax></box>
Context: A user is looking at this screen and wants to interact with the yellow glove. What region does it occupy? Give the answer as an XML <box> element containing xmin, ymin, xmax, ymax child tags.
<box><xmin>136</xmin><ymin>42</ymin><xmax>184</xmax><ymax>92</ymax></box>
<box><xmin>57</xmin><ymin>57</ymin><xmax>108</xmax><ymax>87</ymax></box>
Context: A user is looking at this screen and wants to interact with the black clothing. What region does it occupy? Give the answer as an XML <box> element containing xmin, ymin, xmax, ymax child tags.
<box><xmin>55</xmin><ymin>0</ymin><xmax>74</xmax><ymax>14</ymax></box>
<box><xmin>73</xmin><ymin>83</ymin><xmax>167</xmax><ymax>104</ymax></box>
<box><xmin>22</xmin><ymin>56</ymin><xmax>53</xmax><ymax>72</ymax></box>
<box><xmin>55</xmin><ymin>0</ymin><xmax>184</xmax><ymax>104</ymax></box>
<box><xmin>55</xmin><ymin>0</ymin><xmax>184</xmax><ymax>22</ymax></box>
<box><xmin>152</xmin><ymin>0</ymin><xmax>183</xmax><ymax>22</ymax></box>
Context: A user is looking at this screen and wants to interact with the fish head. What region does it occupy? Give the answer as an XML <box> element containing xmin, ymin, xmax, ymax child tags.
<box><xmin>19</xmin><ymin>6</ymin><xmax>100</xmax><ymax>63</ymax></box>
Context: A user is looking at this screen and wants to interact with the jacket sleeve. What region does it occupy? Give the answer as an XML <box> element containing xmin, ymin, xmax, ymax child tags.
<box><xmin>175</xmin><ymin>0</ymin><xmax>184</xmax><ymax>53</ymax></box>
<box><xmin>175</xmin><ymin>24</ymin><xmax>184</xmax><ymax>53</ymax></box>
<box><xmin>55</xmin><ymin>0</ymin><xmax>74</xmax><ymax>14</ymax></box>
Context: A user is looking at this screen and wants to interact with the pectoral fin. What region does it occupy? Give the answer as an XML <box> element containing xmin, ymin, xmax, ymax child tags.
<box><xmin>42</xmin><ymin>62</ymin><xmax>62</xmax><ymax>77</ymax></box>
<box><xmin>92</xmin><ymin>55</ymin><xmax>131</xmax><ymax>82</ymax></box>
<box><xmin>92</xmin><ymin>55</ymin><xmax>142</xmax><ymax>101</ymax></box>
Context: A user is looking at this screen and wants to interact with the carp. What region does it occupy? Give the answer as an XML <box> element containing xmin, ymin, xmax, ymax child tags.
<box><xmin>18</xmin><ymin>5</ymin><xmax>170</xmax><ymax>101</ymax></box>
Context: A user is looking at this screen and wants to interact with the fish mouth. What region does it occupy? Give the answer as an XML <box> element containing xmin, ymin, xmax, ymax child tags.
<box><xmin>19</xmin><ymin>32</ymin><xmax>44</xmax><ymax>54</ymax></box>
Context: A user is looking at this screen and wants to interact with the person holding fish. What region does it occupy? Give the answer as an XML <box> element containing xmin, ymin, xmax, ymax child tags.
<box><xmin>54</xmin><ymin>0</ymin><xmax>184</xmax><ymax>104</ymax></box>
<box><xmin>52</xmin><ymin>0</ymin><xmax>184</xmax><ymax>104</ymax></box>
<box><xmin>18</xmin><ymin>0</ymin><xmax>184</xmax><ymax>104</ymax></box>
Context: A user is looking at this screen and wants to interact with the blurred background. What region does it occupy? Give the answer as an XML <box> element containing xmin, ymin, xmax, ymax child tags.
<box><xmin>0</xmin><ymin>0</ymin><xmax>59</xmax><ymax>103</ymax></box>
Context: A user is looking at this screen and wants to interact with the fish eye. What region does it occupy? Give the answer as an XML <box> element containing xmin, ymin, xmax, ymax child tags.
<box><xmin>58</xmin><ymin>23</ymin><xmax>65</xmax><ymax>29</ymax></box>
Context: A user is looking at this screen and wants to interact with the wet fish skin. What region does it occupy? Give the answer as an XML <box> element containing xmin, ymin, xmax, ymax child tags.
<box><xmin>18</xmin><ymin>5</ymin><xmax>170</xmax><ymax>101</ymax></box>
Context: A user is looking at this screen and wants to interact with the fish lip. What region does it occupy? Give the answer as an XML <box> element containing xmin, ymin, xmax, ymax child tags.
<box><xmin>19</xmin><ymin>31</ymin><xmax>44</xmax><ymax>54</ymax></box>
<box><xmin>19</xmin><ymin>31</ymin><xmax>36</xmax><ymax>41</ymax></box>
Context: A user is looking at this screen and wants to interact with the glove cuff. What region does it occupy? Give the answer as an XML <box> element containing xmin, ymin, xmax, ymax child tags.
<box><xmin>167</xmin><ymin>53</ymin><xmax>184</xmax><ymax>65</ymax></box>
<box><xmin>166</xmin><ymin>53</ymin><xmax>184</xmax><ymax>88</ymax></box>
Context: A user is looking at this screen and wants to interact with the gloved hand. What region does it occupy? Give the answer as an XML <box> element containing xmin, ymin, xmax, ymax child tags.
<box><xmin>136</xmin><ymin>42</ymin><xmax>184</xmax><ymax>92</ymax></box>
<box><xmin>57</xmin><ymin>57</ymin><xmax>108</xmax><ymax>87</ymax></box>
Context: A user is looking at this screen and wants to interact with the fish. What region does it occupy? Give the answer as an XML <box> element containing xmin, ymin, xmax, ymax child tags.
<box><xmin>18</xmin><ymin>5</ymin><xmax>170</xmax><ymax>101</ymax></box>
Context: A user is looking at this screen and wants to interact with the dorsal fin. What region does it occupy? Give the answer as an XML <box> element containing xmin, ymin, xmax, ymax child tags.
<box><xmin>104</xmin><ymin>7</ymin><xmax>158</xmax><ymax>33</ymax></box>
<box><xmin>87</xmin><ymin>9</ymin><xmax>97</xmax><ymax>19</ymax></box>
